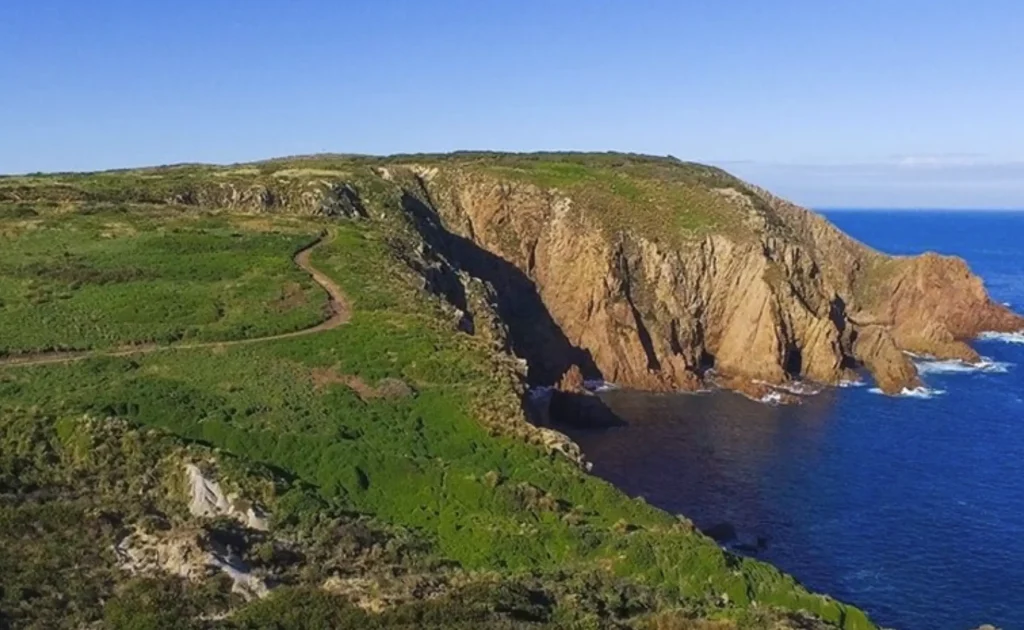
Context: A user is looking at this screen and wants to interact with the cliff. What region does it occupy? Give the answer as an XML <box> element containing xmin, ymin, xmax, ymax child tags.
<box><xmin>379</xmin><ymin>154</ymin><xmax>1022</xmax><ymax>397</ymax></box>
<box><xmin>4</xmin><ymin>152</ymin><xmax>1019</xmax><ymax>398</ymax></box>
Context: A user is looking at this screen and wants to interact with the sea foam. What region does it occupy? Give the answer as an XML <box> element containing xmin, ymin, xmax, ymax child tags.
<box><xmin>869</xmin><ymin>386</ymin><xmax>946</xmax><ymax>399</ymax></box>
<box><xmin>978</xmin><ymin>331</ymin><xmax>1024</xmax><ymax>344</ymax></box>
<box><xmin>759</xmin><ymin>391</ymin><xmax>784</xmax><ymax>405</ymax></box>
<box><xmin>913</xmin><ymin>357</ymin><xmax>1011</xmax><ymax>375</ymax></box>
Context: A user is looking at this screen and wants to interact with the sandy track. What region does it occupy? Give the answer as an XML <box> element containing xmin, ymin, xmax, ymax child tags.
<box><xmin>0</xmin><ymin>231</ymin><xmax>350</xmax><ymax>369</ymax></box>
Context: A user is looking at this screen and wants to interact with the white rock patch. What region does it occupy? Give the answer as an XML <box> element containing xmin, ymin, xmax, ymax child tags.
<box><xmin>186</xmin><ymin>464</ymin><xmax>269</xmax><ymax>531</ymax></box>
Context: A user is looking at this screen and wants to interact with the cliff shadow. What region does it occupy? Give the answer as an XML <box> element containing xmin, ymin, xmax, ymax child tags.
<box><xmin>400</xmin><ymin>192</ymin><xmax>602</xmax><ymax>386</ymax></box>
<box><xmin>526</xmin><ymin>388</ymin><xmax>626</xmax><ymax>430</ymax></box>
<box><xmin>828</xmin><ymin>295</ymin><xmax>861</xmax><ymax>371</ymax></box>
<box><xmin>547</xmin><ymin>390</ymin><xmax>626</xmax><ymax>429</ymax></box>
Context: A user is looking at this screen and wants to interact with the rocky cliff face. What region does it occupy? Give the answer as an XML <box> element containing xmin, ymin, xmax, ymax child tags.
<box><xmin>375</xmin><ymin>157</ymin><xmax>1022</xmax><ymax>397</ymax></box>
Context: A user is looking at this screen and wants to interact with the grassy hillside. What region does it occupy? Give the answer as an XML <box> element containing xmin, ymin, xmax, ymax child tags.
<box><xmin>0</xmin><ymin>212</ymin><xmax>325</xmax><ymax>354</ymax></box>
<box><xmin>0</xmin><ymin>155</ymin><xmax>875</xmax><ymax>629</ymax></box>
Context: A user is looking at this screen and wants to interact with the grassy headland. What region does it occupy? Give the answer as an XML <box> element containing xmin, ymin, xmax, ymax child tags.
<box><xmin>0</xmin><ymin>154</ymin><xmax>875</xmax><ymax>629</ymax></box>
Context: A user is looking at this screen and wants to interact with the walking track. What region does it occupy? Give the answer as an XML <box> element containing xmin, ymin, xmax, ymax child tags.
<box><xmin>0</xmin><ymin>231</ymin><xmax>350</xmax><ymax>369</ymax></box>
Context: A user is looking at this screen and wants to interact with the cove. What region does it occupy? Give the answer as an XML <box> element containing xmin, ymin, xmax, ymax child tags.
<box><xmin>559</xmin><ymin>210</ymin><xmax>1024</xmax><ymax>630</ymax></box>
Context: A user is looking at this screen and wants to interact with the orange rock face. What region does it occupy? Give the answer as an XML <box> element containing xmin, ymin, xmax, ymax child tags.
<box><xmin>395</xmin><ymin>165</ymin><xmax>1024</xmax><ymax>397</ymax></box>
<box><xmin>556</xmin><ymin>364</ymin><xmax>586</xmax><ymax>394</ymax></box>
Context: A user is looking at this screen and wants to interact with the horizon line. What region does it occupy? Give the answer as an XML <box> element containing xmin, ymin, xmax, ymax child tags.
<box><xmin>819</xmin><ymin>211</ymin><xmax>1024</xmax><ymax>216</ymax></box>
<box><xmin>3</xmin><ymin>153</ymin><xmax>1022</xmax><ymax>213</ymax></box>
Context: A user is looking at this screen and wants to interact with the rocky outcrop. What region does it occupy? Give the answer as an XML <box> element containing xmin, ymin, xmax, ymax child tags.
<box><xmin>110</xmin><ymin>463</ymin><xmax>278</xmax><ymax>599</ymax></box>
<box><xmin>169</xmin><ymin>180</ymin><xmax>368</xmax><ymax>217</ymax></box>
<box><xmin>186</xmin><ymin>463</ymin><xmax>270</xmax><ymax>531</ymax></box>
<box><xmin>115</xmin><ymin>524</ymin><xmax>269</xmax><ymax>599</ymax></box>
<box><xmin>383</xmin><ymin>162</ymin><xmax>1023</xmax><ymax>397</ymax></box>
<box><xmin>547</xmin><ymin>364</ymin><xmax>624</xmax><ymax>428</ymax></box>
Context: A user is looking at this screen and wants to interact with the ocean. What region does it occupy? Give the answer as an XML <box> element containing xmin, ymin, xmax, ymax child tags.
<box><xmin>562</xmin><ymin>211</ymin><xmax>1024</xmax><ymax>630</ymax></box>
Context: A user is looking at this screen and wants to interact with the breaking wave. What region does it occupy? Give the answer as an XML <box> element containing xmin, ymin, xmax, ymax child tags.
<box><xmin>869</xmin><ymin>386</ymin><xmax>946</xmax><ymax>399</ymax></box>
<box><xmin>759</xmin><ymin>391</ymin><xmax>784</xmax><ymax>405</ymax></box>
<box><xmin>978</xmin><ymin>331</ymin><xmax>1024</xmax><ymax>345</ymax></box>
<box><xmin>913</xmin><ymin>358</ymin><xmax>1012</xmax><ymax>375</ymax></box>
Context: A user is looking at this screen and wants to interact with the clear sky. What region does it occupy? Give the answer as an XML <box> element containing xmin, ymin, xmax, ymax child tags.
<box><xmin>2</xmin><ymin>0</ymin><xmax>1022</xmax><ymax>208</ymax></box>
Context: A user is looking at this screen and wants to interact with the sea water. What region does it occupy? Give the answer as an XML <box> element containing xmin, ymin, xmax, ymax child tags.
<box><xmin>561</xmin><ymin>211</ymin><xmax>1024</xmax><ymax>630</ymax></box>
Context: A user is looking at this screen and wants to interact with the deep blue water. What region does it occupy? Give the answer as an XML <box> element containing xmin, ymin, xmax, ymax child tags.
<box><xmin>563</xmin><ymin>211</ymin><xmax>1024</xmax><ymax>630</ymax></box>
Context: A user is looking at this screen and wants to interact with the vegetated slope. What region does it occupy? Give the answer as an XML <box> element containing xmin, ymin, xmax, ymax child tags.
<box><xmin>10</xmin><ymin>151</ymin><xmax>1013</xmax><ymax>397</ymax></box>
<box><xmin>0</xmin><ymin>161</ymin><xmax>879</xmax><ymax>629</ymax></box>
<box><xmin>0</xmin><ymin>212</ymin><xmax>327</xmax><ymax>354</ymax></box>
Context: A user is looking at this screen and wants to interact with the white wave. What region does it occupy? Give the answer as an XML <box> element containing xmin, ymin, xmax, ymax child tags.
<box><xmin>752</xmin><ymin>379</ymin><xmax>818</xmax><ymax>396</ymax></box>
<box><xmin>913</xmin><ymin>358</ymin><xmax>1011</xmax><ymax>375</ymax></box>
<box><xmin>584</xmin><ymin>379</ymin><xmax>618</xmax><ymax>392</ymax></box>
<box><xmin>978</xmin><ymin>331</ymin><xmax>1024</xmax><ymax>344</ymax></box>
<box><xmin>759</xmin><ymin>391</ymin><xmax>784</xmax><ymax>405</ymax></box>
<box><xmin>869</xmin><ymin>386</ymin><xmax>946</xmax><ymax>399</ymax></box>
<box><xmin>839</xmin><ymin>379</ymin><xmax>866</xmax><ymax>388</ymax></box>
<box><xmin>778</xmin><ymin>382</ymin><xmax>821</xmax><ymax>396</ymax></box>
<box><xmin>527</xmin><ymin>386</ymin><xmax>554</xmax><ymax>402</ymax></box>
<box><xmin>904</xmin><ymin>351</ymin><xmax>936</xmax><ymax>360</ymax></box>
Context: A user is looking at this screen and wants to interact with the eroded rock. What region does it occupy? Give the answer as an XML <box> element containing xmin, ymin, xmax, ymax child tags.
<box><xmin>392</xmin><ymin>167</ymin><xmax>1023</xmax><ymax>397</ymax></box>
<box><xmin>115</xmin><ymin>525</ymin><xmax>269</xmax><ymax>599</ymax></box>
<box><xmin>186</xmin><ymin>464</ymin><xmax>270</xmax><ymax>531</ymax></box>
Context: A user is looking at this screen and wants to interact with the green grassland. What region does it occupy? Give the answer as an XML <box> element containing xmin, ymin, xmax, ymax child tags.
<box><xmin>467</xmin><ymin>157</ymin><xmax>748</xmax><ymax>239</ymax></box>
<box><xmin>0</xmin><ymin>157</ymin><xmax>874</xmax><ymax>629</ymax></box>
<box><xmin>1</xmin><ymin>151</ymin><xmax>762</xmax><ymax>246</ymax></box>
<box><xmin>0</xmin><ymin>211</ymin><xmax>325</xmax><ymax>354</ymax></box>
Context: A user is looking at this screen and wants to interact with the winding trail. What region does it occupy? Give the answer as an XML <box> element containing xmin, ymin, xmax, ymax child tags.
<box><xmin>0</xmin><ymin>231</ymin><xmax>350</xmax><ymax>369</ymax></box>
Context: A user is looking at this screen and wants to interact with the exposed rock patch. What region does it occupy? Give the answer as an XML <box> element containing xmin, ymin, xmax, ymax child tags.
<box><xmin>186</xmin><ymin>463</ymin><xmax>270</xmax><ymax>531</ymax></box>
<box><xmin>534</xmin><ymin>425</ymin><xmax>592</xmax><ymax>471</ymax></box>
<box><xmin>115</xmin><ymin>525</ymin><xmax>269</xmax><ymax>599</ymax></box>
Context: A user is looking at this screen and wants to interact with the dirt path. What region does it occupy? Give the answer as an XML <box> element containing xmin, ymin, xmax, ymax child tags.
<box><xmin>0</xmin><ymin>231</ymin><xmax>351</xmax><ymax>369</ymax></box>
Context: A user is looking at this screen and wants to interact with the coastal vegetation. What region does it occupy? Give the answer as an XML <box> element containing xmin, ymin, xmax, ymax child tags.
<box><xmin>0</xmin><ymin>154</ymin><xmax>888</xmax><ymax>629</ymax></box>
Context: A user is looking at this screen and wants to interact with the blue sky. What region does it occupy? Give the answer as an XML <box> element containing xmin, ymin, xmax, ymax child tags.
<box><xmin>2</xmin><ymin>0</ymin><xmax>1022</xmax><ymax>208</ymax></box>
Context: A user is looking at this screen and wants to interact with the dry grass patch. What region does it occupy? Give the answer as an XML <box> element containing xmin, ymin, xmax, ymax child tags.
<box><xmin>310</xmin><ymin>365</ymin><xmax>415</xmax><ymax>401</ymax></box>
<box><xmin>271</xmin><ymin>282</ymin><xmax>310</xmax><ymax>312</ymax></box>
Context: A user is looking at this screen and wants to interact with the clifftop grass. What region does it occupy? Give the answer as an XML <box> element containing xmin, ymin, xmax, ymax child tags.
<box><xmin>0</xmin><ymin>213</ymin><xmax>324</xmax><ymax>354</ymax></box>
<box><xmin>2</xmin><ymin>151</ymin><xmax>763</xmax><ymax>246</ymax></box>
